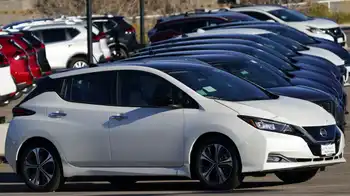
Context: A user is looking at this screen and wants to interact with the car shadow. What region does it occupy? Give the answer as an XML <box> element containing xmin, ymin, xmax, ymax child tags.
<box><xmin>0</xmin><ymin>172</ymin><xmax>284</xmax><ymax>193</ymax></box>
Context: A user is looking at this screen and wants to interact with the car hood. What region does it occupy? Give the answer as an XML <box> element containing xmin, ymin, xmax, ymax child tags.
<box><xmin>215</xmin><ymin>96</ymin><xmax>335</xmax><ymax>127</ymax></box>
<box><xmin>298</xmin><ymin>46</ymin><xmax>344</xmax><ymax>66</ymax></box>
<box><xmin>287</xmin><ymin>18</ymin><xmax>339</xmax><ymax>29</ymax></box>
<box><xmin>267</xmin><ymin>86</ymin><xmax>332</xmax><ymax>102</ymax></box>
<box><xmin>309</xmin><ymin>42</ymin><xmax>350</xmax><ymax>60</ymax></box>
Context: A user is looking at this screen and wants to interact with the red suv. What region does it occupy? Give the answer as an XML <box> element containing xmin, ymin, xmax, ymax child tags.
<box><xmin>9</xmin><ymin>30</ymin><xmax>52</xmax><ymax>75</ymax></box>
<box><xmin>0</xmin><ymin>35</ymin><xmax>33</xmax><ymax>89</ymax></box>
<box><xmin>11</xmin><ymin>33</ymin><xmax>43</xmax><ymax>79</ymax></box>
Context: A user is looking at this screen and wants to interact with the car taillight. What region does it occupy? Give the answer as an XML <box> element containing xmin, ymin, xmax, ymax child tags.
<box><xmin>93</xmin><ymin>32</ymin><xmax>106</xmax><ymax>42</ymax></box>
<box><xmin>125</xmin><ymin>27</ymin><xmax>135</xmax><ymax>34</ymax></box>
<box><xmin>12</xmin><ymin>107</ymin><xmax>36</xmax><ymax>117</ymax></box>
<box><xmin>13</xmin><ymin>50</ymin><xmax>27</xmax><ymax>60</ymax></box>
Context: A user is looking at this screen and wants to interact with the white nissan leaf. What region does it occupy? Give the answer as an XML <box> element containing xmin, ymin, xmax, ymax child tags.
<box><xmin>5</xmin><ymin>60</ymin><xmax>345</xmax><ymax>192</ymax></box>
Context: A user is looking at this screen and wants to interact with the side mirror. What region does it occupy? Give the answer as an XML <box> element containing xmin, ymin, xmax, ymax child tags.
<box><xmin>266</xmin><ymin>19</ymin><xmax>276</xmax><ymax>23</ymax></box>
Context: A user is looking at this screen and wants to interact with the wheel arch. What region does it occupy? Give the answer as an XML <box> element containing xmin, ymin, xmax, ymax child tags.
<box><xmin>188</xmin><ymin>132</ymin><xmax>243</xmax><ymax>179</ymax></box>
<box><xmin>66</xmin><ymin>53</ymin><xmax>88</xmax><ymax>68</ymax></box>
<box><xmin>16</xmin><ymin>136</ymin><xmax>63</xmax><ymax>174</ymax></box>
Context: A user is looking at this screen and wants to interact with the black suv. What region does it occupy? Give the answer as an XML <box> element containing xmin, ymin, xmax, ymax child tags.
<box><xmin>148</xmin><ymin>10</ymin><xmax>257</xmax><ymax>43</ymax></box>
<box><xmin>77</xmin><ymin>15</ymin><xmax>140</xmax><ymax>58</ymax></box>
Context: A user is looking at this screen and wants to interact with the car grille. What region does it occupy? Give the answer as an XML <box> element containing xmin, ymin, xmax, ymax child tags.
<box><xmin>303</xmin><ymin>125</ymin><xmax>337</xmax><ymax>141</ymax></box>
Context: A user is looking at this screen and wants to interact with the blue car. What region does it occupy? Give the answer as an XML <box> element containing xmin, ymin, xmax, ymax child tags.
<box><xmin>135</xmin><ymin>43</ymin><xmax>344</xmax><ymax>102</ymax></box>
<box><xmin>121</xmin><ymin>54</ymin><xmax>345</xmax><ymax>130</ymax></box>
<box><xmin>137</xmin><ymin>38</ymin><xmax>337</xmax><ymax>80</ymax></box>
<box><xmin>125</xmin><ymin>49</ymin><xmax>344</xmax><ymax>106</ymax></box>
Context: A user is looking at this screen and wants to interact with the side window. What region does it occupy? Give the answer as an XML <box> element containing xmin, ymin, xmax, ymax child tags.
<box><xmin>118</xmin><ymin>70</ymin><xmax>198</xmax><ymax>108</ymax></box>
<box><xmin>181</xmin><ymin>20</ymin><xmax>208</xmax><ymax>33</ymax></box>
<box><xmin>66</xmin><ymin>28</ymin><xmax>80</xmax><ymax>39</ymax></box>
<box><xmin>240</xmin><ymin>11</ymin><xmax>274</xmax><ymax>21</ymax></box>
<box><xmin>105</xmin><ymin>20</ymin><xmax>118</xmax><ymax>30</ymax></box>
<box><xmin>41</xmin><ymin>29</ymin><xmax>67</xmax><ymax>43</ymax></box>
<box><xmin>31</xmin><ymin>31</ymin><xmax>43</xmax><ymax>41</ymax></box>
<box><xmin>61</xmin><ymin>71</ymin><xmax>116</xmax><ymax>105</ymax></box>
<box><xmin>93</xmin><ymin>21</ymin><xmax>104</xmax><ymax>31</ymax></box>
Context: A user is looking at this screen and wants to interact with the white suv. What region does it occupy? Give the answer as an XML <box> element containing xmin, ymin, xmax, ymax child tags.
<box><xmin>5</xmin><ymin>59</ymin><xmax>345</xmax><ymax>192</ymax></box>
<box><xmin>6</xmin><ymin>20</ymin><xmax>111</xmax><ymax>69</ymax></box>
<box><xmin>230</xmin><ymin>5</ymin><xmax>347</xmax><ymax>48</ymax></box>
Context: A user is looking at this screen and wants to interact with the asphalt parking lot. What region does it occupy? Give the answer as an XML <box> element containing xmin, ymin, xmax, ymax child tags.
<box><xmin>1</xmin><ymin>31</ymin><xmax>350</xmax><ymax>196</ymax></box>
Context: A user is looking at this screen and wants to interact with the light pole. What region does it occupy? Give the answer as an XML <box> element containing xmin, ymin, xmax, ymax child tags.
<box><xmin>140</xmin><ymin>0</ymin><xmax>145</xmax><ymax>45</ymax></box>
<box><xmin>86</xmin><ymin>0</ymin><xmax>93</xmax><ymax>65</ymax></box>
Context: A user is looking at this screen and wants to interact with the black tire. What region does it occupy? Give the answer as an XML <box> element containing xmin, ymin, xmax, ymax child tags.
<box><xmin>275</xmin><ymin>168</ymin><xmax>319</xmax><ymax>184</ymax></box>
<box><xmin>192</xmin><ymin>136</ymin><xmax>241</xmax><ymax>190</ymax></box>
<box><xmin>114</xmin><ymin>48</ymin><xmax>128</xmax><ymax>60</ymax></box>
<box><xmin>18</xmin><ymin>143</ymin><xmax>64</xmax><ymax>192</ymax></box>
<box><xmin>0</xmin><ymin>100</ymin><xmax>10</xmax><ymax>107</ymax></box>
<box><xmin>11</xmin><ymin>91</ymin><xmax>23</xmax><ymax>100</ymax></box>
<box><xmin>68</xmin><ymin>57</ymin><xmax>88</xmax><ymax>69</ymax></box>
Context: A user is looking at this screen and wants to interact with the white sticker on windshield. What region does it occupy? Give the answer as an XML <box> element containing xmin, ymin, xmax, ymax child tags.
<box><xmin>203</xmin><ymin>86</ymin><xmax>217</xmax><ymax>93</ymax></box>
<box><xmin>241</xmin><ymin>70</ymin><xmax>249</xmax><ymax>75</ymax></box>
<box><xmin>196</xmin><ymin>90</ymin><xmax>207</xmax><ymax>96</ymax></box>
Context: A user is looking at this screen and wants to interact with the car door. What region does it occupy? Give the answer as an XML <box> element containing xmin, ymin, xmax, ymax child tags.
<box><xmin>109</xmin><ymin>70</ymin><xmax>185</xmax><ymax>167</ymax></box>
<box><xmin>0</xmin><ymin>53</ymin><xmax>16</xmax><ymax>97</ymax></box>
<box><xmin>46</xmin><ymin>70</ymin><xmax>116</xmax><ymax>167</ymax></box>
<box><xmin>38</xmin><ymin>28</ymin><xmax>70</xmax><ymax>69</ymax></box>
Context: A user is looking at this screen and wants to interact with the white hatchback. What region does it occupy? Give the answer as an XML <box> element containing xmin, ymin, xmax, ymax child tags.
<box><xmin>5</xmin><ymin>60</ymin><xmax>345</xmax><ymax>192</ymax></box>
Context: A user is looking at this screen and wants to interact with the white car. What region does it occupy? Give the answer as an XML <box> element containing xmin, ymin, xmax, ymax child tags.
<box><xmin>230</xmin><ymin>5</ymin><xmax>347</xmax><ymax>47</ymax></box>
<box><xmin>6</xmin><ymin>20</ymin><xmax>111</xmax><ymax>69</ymax></box>
<box><xmin>0</xmin><ymin>53</ymin><xmax>17</xmax><ymax>105</ymax></box>
<box><xmin>5</xmin><ymin>59</ymin><xmax>345</xmax><ymax>192</ymax></box>
<box><xmin>194</xmin><ymin>28</ymin><xmax>345</xmax><ymax>68</ymax></box>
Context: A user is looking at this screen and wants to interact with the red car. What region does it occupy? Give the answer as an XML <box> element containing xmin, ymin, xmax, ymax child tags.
<box><xmin>11</xmin><ymin>33</ymin><xmax>43</xmax><ymax>79</ymax></box>
<box><xmin>9</xmin><ymin>30</ymin><xmax>51</xmax><ymax>75</ymax></box>
<box><xmin>0</xmin><ymin>35</ymin><xmax>33</xmax><ymax>89</ymax></box>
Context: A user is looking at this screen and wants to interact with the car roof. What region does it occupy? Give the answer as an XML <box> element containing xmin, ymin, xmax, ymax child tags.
<box><xmin>231</xmin><ymin>5</ymin><xmax>284</xmax><ymax>12</ymax></box>
<box><xmin>189</xmin><ymin>28</ymin><xmax>272</xmax><ymax>36</ymax></box>
<box><xmin>3</xmin><ymin>18</ymin><xmax>54</xmax><ymax>29</ymax></box>
<box><xmin>200</xmin><ymin>21</ymin><xmax>279</xmax><ymax>30</ymax></box>
<box><xmin>50</xmin><ymin>60</ymin><xmax>213</xmax><ymax>79</ymax></box>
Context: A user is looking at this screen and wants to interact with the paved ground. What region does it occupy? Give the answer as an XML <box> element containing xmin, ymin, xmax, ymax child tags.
<box><xmin>1</xmin><ymin>30</ymin><xmax>350</xmax><ymax>196</ymax></box>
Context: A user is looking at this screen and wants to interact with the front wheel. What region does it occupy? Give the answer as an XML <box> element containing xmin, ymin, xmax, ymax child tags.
<box><xmin>18</xmin><ymin>143</ymin><xmax>64</xmax><ymax>192</ymax></box>
<box><xmin>68</xmin><ymin>57</ymin><xmax>89</xmax><ymax>69</ymax></box>
<box><xmin>275</xmin><ymin>168</ymin><xmax>319</xmax><ymax>184</ymax></box>
<box><xmin>192</xmin><ymin>136</ymin><xmax>241</xmax><ymax>190</ymax></box>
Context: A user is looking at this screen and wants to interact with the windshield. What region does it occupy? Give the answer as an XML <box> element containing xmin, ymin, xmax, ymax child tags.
<box><xmin>241</xmin><ymin>47</ymin><xmax>296</xmax><ymax>71</ymax></box>
<box><xmin>167</xmin><ymin>66</ymin><xmax>274</xmax><ymax>101</ymax></box>
<box><xmin>260</xmin><ymin>33</ymin><xmax>306</xmax><ymax>51</ymax></box>
<box><xmin>211</xmin><ymin>59</ymin><xmax>291</xmax><ymax>88</ymax></box>
<box><xmin>253</xmin><ymin>35</ymin><xmax>297</xmax><ymax>56</ymax></box>
<box><xmin>265</xmin><ymin>26</ymin><xmax>316</xmax><ymax>44</ymax></box>
<box><xmin>268</xmin><ymin>9</ymin><xmax>312</xmax><ymax>22</ymax></box>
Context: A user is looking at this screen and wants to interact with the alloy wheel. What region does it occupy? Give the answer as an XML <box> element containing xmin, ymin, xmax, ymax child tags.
<box><xmin>23</xmin><ymin>148</ymin><xmax>55</xmax><ymax>187</ymax></box>
<box><xmin>72</xmin><ymin>61</ymin><xmax>88</xmax><ymax>69</ymax></box>
<box><xmin>199</xmin><ymin>144</ymin><xmax>233</xmax><ymax>185</ymax></box>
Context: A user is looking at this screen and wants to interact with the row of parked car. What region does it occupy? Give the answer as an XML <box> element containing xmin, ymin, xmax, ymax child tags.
<box><xmin>3</xmin><ymin>5</ymin><xmax>348</xmax><ymax>193</ymax></box>
<box><xmin>0</xmin><ymin>14</ymin><xmax>140</xmax><ymax>106</ymax></box>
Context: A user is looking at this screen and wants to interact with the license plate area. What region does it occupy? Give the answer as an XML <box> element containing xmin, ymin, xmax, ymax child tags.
<box><xmin>321</xmin><ymin>143</ymin><xmax>336</xmax><ymax>156</ymax></box>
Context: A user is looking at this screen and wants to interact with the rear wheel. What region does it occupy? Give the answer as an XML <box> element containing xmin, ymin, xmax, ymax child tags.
<box><xmin>192</xmin><ymin>136</ymin><xmax>241</xmax><ymax>190</ymax></box>
<box><xmin>18</xmin><ymin>143</ymin><xmax>64</xmax><ymax>192</ymax></box>
<box><xmin>68</xmin><ymin>57</ymin><xmax>88</xmax><ymax>69</ymax></box>
<box><xmin>114</xmin><ymin>48</ymin><xmax>128</xmax><ymax>60</ymax></box>
<box><xmin>275</xmin><ymin>168</ymin><xmax>319</xmax><ymax>184</ymax></box>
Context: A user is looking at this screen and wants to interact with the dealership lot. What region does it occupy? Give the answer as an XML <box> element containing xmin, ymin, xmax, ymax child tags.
<box><xmin>0</xmin><ymin>64</ymin><xmax>349</xmax><ymax>195</ymax></box>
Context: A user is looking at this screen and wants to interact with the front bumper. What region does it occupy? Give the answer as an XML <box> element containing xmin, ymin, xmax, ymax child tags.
<box><xmin>241</xmin><ymin>126</ymin><xmax>346</xmax><ymax>174</ymax></box>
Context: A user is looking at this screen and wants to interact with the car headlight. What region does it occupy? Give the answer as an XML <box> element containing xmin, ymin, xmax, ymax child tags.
<box><xmin>238</xmin><ymin>115</ymin><xmax>295</xmax><ymax>134</ymax></box>
<box><xmin>307</xmin><ymin>26</ymin><xmax>326</xmax><ymax>34</ymax></box>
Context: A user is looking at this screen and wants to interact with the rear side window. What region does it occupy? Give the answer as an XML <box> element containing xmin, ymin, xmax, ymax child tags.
<box><xmin>40</xmin><ymin>29</ymin><xmax>67</xmax><ymax>43</ymax></box>
<box><xmin>66</xmin><ymin>28</ymin><xmax>80</xmax><ymax>39</ymax></box>
<box><xmin>59</xmin><ymin>71</ymin><xmax>116</xmax><ymax>106</ymax></box>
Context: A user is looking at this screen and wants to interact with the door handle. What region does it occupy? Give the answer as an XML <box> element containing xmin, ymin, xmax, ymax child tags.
<box><xmin>48</xmin><ymin>111</ymin><xmax>67</xmax><ymax>118</ymax></box>
<box><xmin>109</xmin><ymin>113</ymin><xmax>127</xmax><ymax>121</ymax></box>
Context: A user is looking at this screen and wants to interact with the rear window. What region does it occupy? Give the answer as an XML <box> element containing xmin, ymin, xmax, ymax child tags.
<box><xmin>22</xmin><ymin>32</ymin><xmax>43</xmax><ymax>48</ymax></box>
